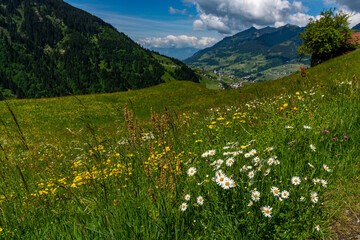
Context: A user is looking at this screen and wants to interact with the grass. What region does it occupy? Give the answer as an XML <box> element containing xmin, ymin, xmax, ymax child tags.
<box><xmin>0</xmin><ymin>50</ymin><xmax>359</xmax><ymax>239</ymax></box>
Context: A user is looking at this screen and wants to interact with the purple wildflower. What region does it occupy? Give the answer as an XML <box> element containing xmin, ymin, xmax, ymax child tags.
<box><xmin>333</xmin><ymin>138</ymin><xmax>337</xmax><ymax>141</ymax></box>
<box><xmin>323</xmin><ymin>130</ymin><xmax>330</xmax><ymax>133</ymax></box>
<box><xmin>343</xmin><ymin>136</ymin><xmax>348</xmax><ymax>140</ymax></box>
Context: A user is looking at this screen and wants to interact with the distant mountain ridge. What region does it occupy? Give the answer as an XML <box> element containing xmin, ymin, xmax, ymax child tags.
<box><xmin>184</xmin><ymin>24</ymin><xmax>308</xmax><ymax>80</ymax></box>
<box><xmin>0</xmin><ymin>0</ymin><xmax>198</xmax><ymax>99</ymax></box>
<box><xmin>353</xmin><ymin>23</ymin><xmax>360</xmax><ymax>31</ymax></box>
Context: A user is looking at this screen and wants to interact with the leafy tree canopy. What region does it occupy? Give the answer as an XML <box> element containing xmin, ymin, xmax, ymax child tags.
<box><xmin>298</xmin><ymin>8</ymin><xmax>356</xmax><ymax>66</ymax></box>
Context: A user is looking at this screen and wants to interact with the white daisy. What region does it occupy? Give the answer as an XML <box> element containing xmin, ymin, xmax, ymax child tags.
<box><xmin>223</xmin><ymin>146</ymin><xmax>230</xmax><ymax>150</ymax></box>
<box><xmin>300</xmin><ymin>196</ymin><xmax>305</xmax><ymax>201</ymax></box>
<box><xmin>249</xmin><ymin>181</ymin><xmax>254</xmax><ymax>186</ymax></box>
<box><xmin>248</xmin><ymin>171</ymin><xmax>255</xmax><ymax>179</ymax></box>
<box><xmin>303</xmin><ymin>125</ymin><xmax>312</xmax><ymax>129</ymax></box>
<box><xmin>217</xmin><ymin>159</ymin><xmax>224</xmax><ymax>165</ymax></box>
<box><xmin>197</xmin><ymin>196</ymin><xmax>204</xmax><ymax>205</ymax></box>
<box><xmin>251</xmin><ymin>190</ymin><xmax>260</xmax><ymax>202</ymax></box>
<box><xmin>226</xmin><ymin>158</ymin><xmax>235</xmax><ymax>167</ymax></box>
<box><xmin>312</xmin><ymin>178</ymin><xmax>321</xmax><ymax>184</ymax></box>
<box><xmin>201</xmin><ymin>151</ymin><xmax>209</xmax><ymax>158</ymax></box>
<box><xmin>321</xmin><ymin>179</ymin><xmax>328</xmax><ymax>188</ymax></box>
<box><xmin>185</xmin><ymin>194</ymin><xmax>190</xmax><ymax>201</ymax></box>
<box><xmin>222</xmin><ymin>178</ymin><xmax>234</xmax><ymax>190</ymax></box>
<box><xmin>274</xmin><ymin>160</ymin><xmax>280</xmax><ymax>165</ymax></box>
<box><xmin>252</xmin><ymin>157</ymin><xmax>260</xmax><ymax>165</ymax></box>
<box><xmin>180</xmin><ymin>203</ymin><xmax>187</xmax><ymax>211</ymax></box>
<box><xmin>261</xmin><ymin>206</ymin><xmax>273</xmax><ymax>218</ymax></box>
<box><xmin>264</xmin><ymin>168</ymin><xmax>271</xmax><ymax>176</ymax></box>
<box><xmin>187</xmin><ymin>167</ymin><xmax>197</xmax><ymax>176</ymax></box>
<box><xmin>250</xmin><ymin>149</ymin><xmax>257</xmax><ymax>156</ymax></box>
<box><xmin>216</xmin><ymin>176</ymin><xmax>226</xmax><ymax>186</ymax></box>
<box><xmin>271</xmin><ymin>186</ymin><xmax>280</xmax><ymax>196</ymax></box>
<box><xmin>291</xmin><ymin>176</ymin><xmax>301</xmax><ymax>185</ymax></box>
<box><xmin>323</xmin><ymin>164</ymin><xmax>331</xmax><ymax>172</ymax></box>
<box><xmin>215</xmin><ymin>170</ymin><xmax>223</xmax><ymax>177</ymax></box>
<box><xmin>315</xmin><ymin>225</ymin><xmax>320</xmax><ymax>231</ymax></box>
<box><xmin>281</xmin><ymin>190</ymin><xmax>290</xmax><ymax>199</ymax></box>
<box><xmin>308</xmin><ymin>162</ymin><xmax>315</xmax><ymax>168</ymax></box>
<box><xmin>267</xmin><ymin>158</ymin><xmax>274</xmax><ymax>165</ymax></box>
<box><xmin>310</xmin><ymin>144</ymin><xmax>316</xmax><ymax>152</ymax></box>
<box><xmin>310</xmin><ymin>192</ymin><xmax>318</xmax><ymax>203</ymax></box>
<box><xmin>244</xmin><ymin>153</ymin><xmax>251</xmax><ymax>158</ymax></box>
<box><xmin>208</xmin><ymin>150</ymin><xmax>216</xmax><ymax>156</ymax></box>
<box><xmin>285</xmin><ymin>126</ymin><xmax>294</xmax><ymax>129</ymax></box>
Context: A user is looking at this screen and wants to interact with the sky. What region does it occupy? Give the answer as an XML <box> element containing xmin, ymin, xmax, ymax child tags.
<box><xmin>66</xmin><ymin>0</ymin><xmax>360</xmax><ymax>50</ymax></box>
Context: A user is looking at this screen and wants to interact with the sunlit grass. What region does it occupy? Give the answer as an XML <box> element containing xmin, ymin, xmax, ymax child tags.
<box><xmin>0</xmin><ymin>50</ymin><xmax>359</xmax><ymax>238</ymax></box>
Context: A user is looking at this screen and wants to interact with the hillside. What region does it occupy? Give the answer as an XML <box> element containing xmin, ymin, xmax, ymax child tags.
<box><xmin>184</xmin><ymin>24</ymin><xmax>309</xmax><ymax>81</ymax></box>
<box><xmin>353</xmin><ymin>23</ymin><xmax>360</xmax><ymax>31</ymax></box>
<box><xmin>0</xmin><ymin>44</ymin><xmax>359</xmax><ymax>239</ymax></box>
<box><xmin>0</xmin><ymin>0</ymin><xmax>198</xmax><ymax>99</ymax></box>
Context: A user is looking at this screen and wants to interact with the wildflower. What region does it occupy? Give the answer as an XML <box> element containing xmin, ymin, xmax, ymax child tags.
<box><xmin>310</xmin><ymin>144</ymin><xmax>316</xmax><ymax>152</ymax></box>
<box><xmin>303</xmin><ymin>125</ymin><xmax>312</xmax><ymax>129</ymax></box>
<box><xmin>222</xmin><ymin>178</ymin><xmax>234</xmax><ymax>190</ymax></box>
<box><xmin>271</xmin><ymin>187</ymin><xmax>280</xmax><ymax>196</ymax></box>
<box><xmin>323</xmin><ymin>130</ymin><xmax>330</xmax><ymax>133</ymax></box>
<box><xmin>248</xmin><ymin>171</ymin><xmax>255</xmax><ymax>179</ymax></box>
<box><xmin>185</xmin><ymin>194</ymin><xmax>190</xmax><ymax>201</ymax></box>
<box><xmin>296</xmin><ymin>92</ymin><xmax>300</xmax><ymax>95</ymax></box>
<box><xmin>250</xmin><ymin>149</ymin><xmax>257</xmax><ymax>156</ymax></box>
<box><xmin>244</xmin><ymin>153</ymin><xmax>251</xmax><ymax>158</ymax></box>
<box><xmin>217</xmin><ymin>159</ymin><xmax>224</xmax><ymax>165</ymax></box>
<box><xmin>285</xmin><ymin>126</ymin><xmax>294</xmax><ymax>129</ymax></box>
<box><xmin>343</xmin><ymin>136</ymin><xmax>348</xmax><ymax>140</ymax></box>
<box><xmin>291</xmin><ymin>176</ymin><xmax>301</xmax><ymax>185</ymax></box>
<box><xmin>300</xmin><ymin>196</ymin><xmax>305</xmax><ymax>201</ymax></box>
<box><xmin>223</xmin><ymin>146</ymin><xmax>230</xmax><ymax>150</ymax></box>
<box><xmin>197</xmin><ymin>196</ymin><xmax>204</xmax><ymax>205</ymax></box>
<box><xmin>251</xmin><ymin>190</ymin><xmax>261</xmax><ymax>202</ymax></box>
<box><xmin>253</xmin><ymin>156</ymin><xmax>260</xmax><ymax>164</ymax></box>
<box><xmin>310</xmin><ymin>192</ymin><xmax>318</xmax><ymax>203</ymax></box>
<box><xmin>261</xmin><ymin>206</ymin><xmax>273</xmax><ymax>218</ymax></box>
<box><xmin>281</xmin><ymin>190</ymin><xmax>289</xmax><ymax>199</ymax></box>
<box><xmin>274</xmin><ymin>160</ymin><xmax>280</xmax><ymax>165</ymax></box>
<box><xmin>226</xmin><ymin>158</ymin><xmax>235</xmax><ymax>167</ymax></box>
<box><xmin>283</xmin><ymin>103</ymin><xmax>288</xmax><ymax>107</ymax></box>
<box><xmin>187</xmin><ymin>167</ymin><xmax>197</xmax><ymax>176</ymax></box>
<box><xmin>249</xmin><ymin>181</ymin><xmax>254</xmax><ymax>186</ymax></box>
<box><xmin>308</xmin><ymin>162</ymin><xmax>314</xmax><ymax>168</ymax></box>
<box><xmin>313</xmin><ymin>178</ymin><xmax>320</xmax><ymax>184</ymax></box>
<box><xmin>180</xmin><ymin>203</ymin><xmax>187</xmax><ymax>211</ymax></box>
<box><xmin>315</xmin><ymin>225</ymin><xmax>320</xmax><ymax>231</ymax></box>
<box><xmin>247</xmin><ymin>201</ymin><xmax>253</xmax><ymax>206</ymax></box>
<box><xmin>333</xmin><ymin>138</ymin><xmax>337</xmax><ymax>141</ymax></box>
<box><xmin>201</xmin><ymin>152</ymin><xmax>209</xmax><ymax>158</ymax></box>
<box><xmin>264</xmin><ymin>169</ymin><xmax>271</xmax><ymax>176</ymax></box>
<box><xmin>267</xmin><ymin>158</ymin><xmax>274</xmax><ymax>165</ymax></box>
<box><xmin>323</xmin><ymin>165</ymin><xmax>331</xmax><ymax>172</ymax></box>
<box><xmin>321</xmin><ymin>179</ymin><xmax>328</xmax><ymax>188</ymax></box>
<box><xmin>215</xmin><ymin>170</ymin><xmax>223</xmax><ymax>177</ymax></box>
<box><xmin>208</xmin><ymin>150</ymin><xmax>216</xmax><ymax>156</ymax></box>
<box><xmin>216</xmin><ymin>176</ymin><xmax>226</xmax><ymax>186</ymax></box>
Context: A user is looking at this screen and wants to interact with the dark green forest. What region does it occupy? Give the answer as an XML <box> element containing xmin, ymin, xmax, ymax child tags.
<box><xmin>0</xmin><ymin>0</ymin><xmax>198</xmax><ymax>99</ymax></box>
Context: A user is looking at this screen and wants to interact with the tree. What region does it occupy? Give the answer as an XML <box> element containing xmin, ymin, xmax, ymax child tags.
<box><xmin>298</xmin><ymin>8</ymin><xmax>356</xmax><ymax>66</ymax></box>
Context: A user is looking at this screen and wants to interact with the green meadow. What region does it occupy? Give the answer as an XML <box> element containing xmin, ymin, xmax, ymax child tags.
<box><xmin>0</xmin><ymin>50</ymin><xmax>359</xmax><ymax>239</ymax></box>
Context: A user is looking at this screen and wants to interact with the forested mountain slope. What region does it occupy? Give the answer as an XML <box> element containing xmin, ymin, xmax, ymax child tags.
<box><xmin>0</xmin><ymin>0</ymin><xmax>198</xmax><ymax>98</ymax></box>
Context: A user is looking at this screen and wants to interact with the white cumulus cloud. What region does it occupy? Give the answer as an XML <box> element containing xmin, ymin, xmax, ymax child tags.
<box><xmin>138</xmin><ymin>35</ymin><xmax>219</xmax><ymax>49</ymax></box>
<box><xmin>185</xmin><ymin>0</ymin><xmax>314</xmax><ymax>33</ymax></box>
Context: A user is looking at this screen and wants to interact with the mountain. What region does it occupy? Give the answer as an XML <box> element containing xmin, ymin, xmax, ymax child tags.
<box><xmin>0</xmin><ymin>0</ymin><xmax>198</xmax><ymax>99</ymax></box>
<box><xmin>184</xmin><ymin>25</ymin><xmax>308</xmax><ymax>81</ymax></box>
<box><xmin>148</xmin><ymin>47</ymin><xmax>201</xmax><ymax>60</ymax></box>
<box><xmin>353</xmin><ymin>23</ymin><xmax>360</xmax><ymax>32</ymax></box>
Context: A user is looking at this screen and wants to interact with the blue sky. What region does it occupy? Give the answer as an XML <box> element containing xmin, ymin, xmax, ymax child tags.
<box><xmin>66</xmin><ymin>0</ymin><xmax>360</xmax><ymax>49</ymax></box>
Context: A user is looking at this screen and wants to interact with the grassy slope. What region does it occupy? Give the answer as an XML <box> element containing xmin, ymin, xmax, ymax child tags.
<box><xmin>0</xmin><ymin>50</ymin><xmax>359</xmax><ymax>238</ymax></box>
<box><xmin>1</xmin><ymin>50</ymin><xmax>359</xmax><ymax>138</ymax></box>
